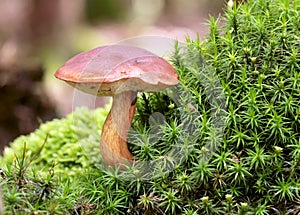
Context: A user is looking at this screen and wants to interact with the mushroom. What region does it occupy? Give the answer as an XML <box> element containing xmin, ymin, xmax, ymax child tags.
<box><xmin>55</xmin><ymin>45</ymin><xmax>178</xmax><ymax>169</ymax></box>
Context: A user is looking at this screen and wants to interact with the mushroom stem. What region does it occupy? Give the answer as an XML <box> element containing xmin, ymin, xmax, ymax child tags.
<box><xmin>100</xmin><ymin>91</ymin><xmax>137</xmax><ymax>168</ymax></box>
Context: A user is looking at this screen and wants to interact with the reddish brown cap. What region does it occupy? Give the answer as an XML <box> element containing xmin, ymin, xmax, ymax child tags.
<box><xmin>55</xmin><ymin>45</ymin><xmax>179</xmax><ymax>96</ymax></box>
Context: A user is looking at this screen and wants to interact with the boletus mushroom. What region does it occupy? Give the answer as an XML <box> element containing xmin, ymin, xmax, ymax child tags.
<box><xmin>55</xmin><ymin>45</ymin><xmax>178</xmax><ymax>169</ymax></box>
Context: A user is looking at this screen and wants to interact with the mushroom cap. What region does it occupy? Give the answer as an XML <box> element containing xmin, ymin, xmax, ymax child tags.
<box><xmin>55</xmin><ymin>45</ymin><xmax>179</xmax><ymax>96</ymax></box>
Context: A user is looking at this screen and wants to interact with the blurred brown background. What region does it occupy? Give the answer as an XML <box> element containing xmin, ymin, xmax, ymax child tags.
<box><xmin>0</xmin><ymin>0</ymin><xmax>225</xmax><ymax>152</ymax></box>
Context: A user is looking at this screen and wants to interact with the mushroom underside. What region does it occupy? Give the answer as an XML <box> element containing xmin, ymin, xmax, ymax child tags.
<box><xmin>64</xmin><ymin>78</ymin><xmax>174</xmax><ymax>96</ymax></box>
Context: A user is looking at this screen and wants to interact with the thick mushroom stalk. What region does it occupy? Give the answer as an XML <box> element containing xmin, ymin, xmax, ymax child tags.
<box><xmin>100</xmin><ymin>91</ymin><xmax>137</xmax><ymax>168</ymax></box>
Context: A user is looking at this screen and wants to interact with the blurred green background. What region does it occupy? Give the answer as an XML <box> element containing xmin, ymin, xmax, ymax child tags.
<box><xmin>0</xmin><ymin>0</ymin><xmax>225</xmax><ymax>151</ymax></box>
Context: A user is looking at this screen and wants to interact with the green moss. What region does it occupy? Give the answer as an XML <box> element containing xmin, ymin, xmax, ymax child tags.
<box><xmin>1</xmin><ymin>106</ymin><xmax>110</xmax><ymax>178</ymax></box>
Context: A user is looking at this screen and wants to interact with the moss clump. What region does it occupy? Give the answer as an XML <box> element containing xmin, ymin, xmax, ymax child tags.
<box><xmin>79</xmin><ymin>0</ymin><xmax>300</xmax><ymax>213</ymax></box>
<box><xmin>1</xmin><ymin>107</ymin><xmax>109</xmax><ymax>178</ymax></box>
<box><xmin>0</xmin><ymin>107</ymin><xmax>109</xmax><ymax>214</ymax></box>
<box><xmin>1</xmin><ymin>0</ymin><xmax>300</xmax><ymax>214</ymax></box>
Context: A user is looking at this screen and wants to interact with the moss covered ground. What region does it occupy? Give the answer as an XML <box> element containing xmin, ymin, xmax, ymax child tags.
<box><xmin>1</xmin><ymin>0</ymin><xmax>300</xmax><ymax>214</ymax></box>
